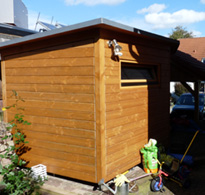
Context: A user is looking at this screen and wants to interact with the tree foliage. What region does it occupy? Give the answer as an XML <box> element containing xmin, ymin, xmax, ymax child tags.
<box><xmin>169</xmin><ymin>26</ymin><xmax>194</xmax><ymax>40</ymax></box>
<box><xmin>174</xmin><ymin>82</ymin><xmax>189</xmax><ymax>96</ymax></box>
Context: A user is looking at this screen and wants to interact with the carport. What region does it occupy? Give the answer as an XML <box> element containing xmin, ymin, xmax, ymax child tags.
<box><xmin>171</xmin><ymin>38</ymin><xmax>205</xmax><ymax>122</ymax></box>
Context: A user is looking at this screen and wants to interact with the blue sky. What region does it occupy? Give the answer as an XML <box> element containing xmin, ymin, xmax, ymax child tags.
<box><xmin>23</xmin><ymin>0</ymin><xmax>205</xmax><ymax>37</ymax></box>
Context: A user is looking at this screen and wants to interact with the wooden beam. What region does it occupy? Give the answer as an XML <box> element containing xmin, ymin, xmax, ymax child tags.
<box><xmin>95</xmin><ymin>38</ymin><xmax>106</xmax><ymax>182</ymax></box>
<box><xmin>194</xmin><ymin>81</ymin><xmax>200</xmax><ymax>122</ymax></box>
<box><xmin>181</xmin><ymin>81</ymin><xmax>194</xmax><ymax>96</ymax></box>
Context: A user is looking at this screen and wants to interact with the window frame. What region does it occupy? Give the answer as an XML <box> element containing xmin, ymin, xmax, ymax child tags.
<box><xmin>120</xmin><ymin>60</ymin><xmax>160</xmax><ymax>88</ymax></box>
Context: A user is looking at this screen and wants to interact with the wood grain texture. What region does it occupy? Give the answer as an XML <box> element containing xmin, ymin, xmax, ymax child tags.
<box><xmin>104</xmin><ymin>37</ymin><xmax>171</xmax><ymax>181</ymax></box>
<box><xmin>3</xmin><ymin>38</ymin><xmax>97</xmax><ymax>183</ymax></box>
<box><xmin>95</xmin><ymin>38</ymin><xmax>106</xmax><ymax>182</ymax></box>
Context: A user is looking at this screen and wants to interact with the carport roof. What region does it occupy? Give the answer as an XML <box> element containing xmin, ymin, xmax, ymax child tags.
<box><xmin>171</xmin><ymin>37</ymin><xmax>205</xmax><ymax>82</ymax></box>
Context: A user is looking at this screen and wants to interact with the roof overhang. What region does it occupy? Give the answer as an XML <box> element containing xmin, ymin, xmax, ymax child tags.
<box><xmin>0</xmin><ymin>18</ymin><xmax>179</xmax><ymax>52</ymax></box>
<box><xmin>171</xmin><ymin>50</ymin><xmax>205</xmax><ymax>82</ymax></box>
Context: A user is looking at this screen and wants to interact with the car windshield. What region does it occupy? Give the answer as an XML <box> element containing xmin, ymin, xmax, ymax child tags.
<box><xmin>176</xmin><ymin>94</ymin><xmax>204</xmax><ymax>106</ymax></box>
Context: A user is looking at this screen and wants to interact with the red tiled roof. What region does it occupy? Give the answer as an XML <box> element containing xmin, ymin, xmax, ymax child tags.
<box><xmin>178</xmin><ymin>37</ymin><xmax>205</xmax><ymax>62</ymax></box>
<box><xmin>171</xmin><ymin>37</ymin><xmax>205</xmax><ymax>81</ymax></box>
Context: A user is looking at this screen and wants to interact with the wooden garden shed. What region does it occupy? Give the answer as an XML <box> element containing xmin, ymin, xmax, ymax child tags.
<box><xmin>0</xmin><ymin>18</ymin><xmax>179</xmax><ymax>183</ymax></box>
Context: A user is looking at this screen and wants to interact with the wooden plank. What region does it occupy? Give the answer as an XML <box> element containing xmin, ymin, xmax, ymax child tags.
<box><xmin>27</xmin><ymin>138</ymin><xmax>95</xmax><ymax>156</ymax></box>
<box><xmin>105</xmin><ymin>84</ymin><xmax>120</xmax><ymax>93</ymax></box>
<box><xmin>106</xmin><ymin>119</ymin><xmax>147</xmax><ymax>138</ymax></box>
<box><xmin>106</xmin><ymin>151</ymin><xmax>142</xmax><ymax>178</ymax></box>
<box><xmin>6</xmin><ymin>91</ymin><xmax>94</xmax><ymax>103</ymax></box>
<box><xmin>24</xmin><ymin>130</ymin><xmax>95</xmax><ymax>148</ymax></box>
<box><xmin>107</xmin><ymin>129</ymin><xmax>146</xmax><ymax>149</ymax></box>
<box><xmin>107</xmin><ymin>136</ymin><xmax>146</xmax><ymax>164</ymax></box>
<box><xmin>9</xmin><ymin>107</ymin><xmax>94</xmax><ymax>121</ymax></box>
<box><xmin>8</xmin><ymin>114</ymin><xmax>95</xmax><ymax>131</ymax></box>
<box><xmin>5</xmin><ymin>57</ymin><xmax>94</xmax><ymax>68</ymax></box>
<box><xmin>106</xmin><ymin>98</ymin><xmax>148</xmax><ymax>112</ymax></box>
<box><xmin>24</xmin><ymin>124</ymin><xmax>95</xmax><ymax>138</ymax></box>
<box><xmin>27</xmin><ymin>158</ymin><xmax>96</xmax><ymax>182</ymax></box>
<box><xmin>107</xmin><ymin>133</ymin><xmax>147</xmax><ymax>156</ymax></box>
<box><xmin>105</xmin><ymin>66</ymin><xmax>119</xmax><ymax>76</ymax></box>
<box><xmin>5</xmin><ymin>39</ymin><xmax>94</xmax><ymax>60</ymax></box>
<box><xmin>95</xmin><ymin>38</ymin><xmax>106</xmax><ymax>181</ymax></box>
<box><xmin>105</xmin><ymin>76</ymin><xmax>119</xmax><ymax>85</ymax></box>
<box><xmin>7</xmin><ymin>99</ymin><xmax>94</xmax><ymax>112</ymax></box>
<box><xmin>106</xmin><ymin>112</ymin><xmax>147</xmax><ymax>130</ymax></box>
<box><xmin>106</xmin><ymin>105</ymin><xmax>147</xmax><ymax>121</ymax></box>
<box><xmin>105</xmin><ymin>42</ymin><xmax>170</xmax><ymax>58</ymax></box>
<box><xmin>106</xmin><ymin>90</ymin><xmax>148</xmax><ymax>102</ymax></box>
<box><xmin>1</xmin><ymin>60</ymin><xmax>7</xmax><ymax>122</ymax></box>
<box><xmin>6</xmin><ymin>84</ymin><xmax>94</xmax><ymax>94</ymax></box>
<box><xmin>5</xmin><ymin>66</ymin><xmax>94</xmax><ymax>76</ymax></box>
<box><xmin>6</xmin><ymin>76</ymin><xmax>94</xmax><ymax>85</ymax></box>
<box><xmin>26</xmin><ymin>146</ymin><xmax>95</xmax><ymax>165</ymax></box>
<box><xmin>22</xmin><ymin>153</ymin><xmax>95</xmax><ymax>175</ymax></box>
<box><xmin>105</xmin><ymin>58</ymin><xmax>119</xmax><ymax>67</ymax></box>
<box><xmin>8</xmin><ymin>47</ymin><xmax>94</xmax><ymax>60</ymax></box>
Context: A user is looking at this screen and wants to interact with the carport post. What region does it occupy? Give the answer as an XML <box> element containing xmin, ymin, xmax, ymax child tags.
<box><xmin>194</xmin><ymin>81</ymin><xmax>201</xmax><ymax>123</ymax></box>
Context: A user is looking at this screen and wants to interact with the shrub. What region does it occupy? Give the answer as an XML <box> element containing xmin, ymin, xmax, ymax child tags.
<box><xmin>0</xmin><ymin>90</ymin><xmax>44</xmax><ymax>195</ymax></box>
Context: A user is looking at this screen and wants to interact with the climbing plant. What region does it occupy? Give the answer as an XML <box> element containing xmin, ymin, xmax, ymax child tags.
<box><xmin>0</xmin><ymin>90</ymin><xmax>44</xmax><ymax>195</ymax></box>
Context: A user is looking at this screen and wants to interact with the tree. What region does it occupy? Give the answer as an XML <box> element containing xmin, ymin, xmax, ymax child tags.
<box><xmin>169</xmin><ymin>26</ymin><xmax>194</xmax><ymax>40</ymax></box>
<box><xmin>174</xmin><ymin>82</ymin><xmax>189</xmax><ymax>96</ymax></box>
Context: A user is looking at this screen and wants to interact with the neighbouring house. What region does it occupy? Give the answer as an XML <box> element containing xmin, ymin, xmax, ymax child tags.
<box><xmin>171</xmin><ymin>37</ymin><xmax>205</xmax><ymax>121</ymax></box>
<box><xmin>0</xmin><ymin>23</ymin><xmax>35</xmax><ymax>42</ymax></box>
<box><xmin>0</xmin><ymin>18</ymin><xmax>179</xmax><ymax>183</ymax></box>
<box><xmin>0</xmin><ymin>0</ymin><xmax>36</xmax><ymax>102</ymax></box>
<box><xmin>170</xmin><ymin>37</ymin><xmax>205</xmax><ymax>94</ymax></box>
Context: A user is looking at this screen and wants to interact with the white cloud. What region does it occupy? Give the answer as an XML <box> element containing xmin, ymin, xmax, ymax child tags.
<box><xmin>191</xmin><ymin>30</ymin><xmax>202</xmax><ymax>37</ymax></box>
<box><xmin>137</xmin><ymin>4</ymin><xmax>166</xmax><ymax>14</ymax></box>
<box><xmin>145</xmin><ymin>9</ymin><xmax>205</xmax><ymax>29</ymax></box>
<box><xmin>64</xmin><ymin>0</ymin><xmax>126</xmax><ymax>6</ymax></box>
<box><xmin>201</xmin><ymin>0</ymin><xmax>205</xmax><ymax>4</ymax></box>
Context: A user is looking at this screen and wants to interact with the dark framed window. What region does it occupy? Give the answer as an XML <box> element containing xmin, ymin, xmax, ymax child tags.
<box><xmin>121</xmin><ymin>61</ymin><xmax>159</xmax><ymax>87</ymax></box>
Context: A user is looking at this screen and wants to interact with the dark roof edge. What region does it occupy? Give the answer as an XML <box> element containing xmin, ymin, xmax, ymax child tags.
<box><xmin>0</xmin><ymin>23</ymin><xmax>36</xmax><ymax>36</ymax></box>
<box><xmin>0</xmin><ymin>18</ymin><xmax>179</xmax><ymax>51</ymax></box>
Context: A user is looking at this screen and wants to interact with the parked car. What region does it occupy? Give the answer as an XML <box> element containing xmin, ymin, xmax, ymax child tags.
<box><xmin>171</xmin><ymin>93</ymin><xmax>205</xmax><ymax>120</ymax></box>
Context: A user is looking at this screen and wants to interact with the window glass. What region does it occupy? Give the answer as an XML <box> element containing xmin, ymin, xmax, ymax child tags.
<box><xmin>121</xmin><ymin>62</ymin><xmax>158</xmax><ymax>87</ymax></box>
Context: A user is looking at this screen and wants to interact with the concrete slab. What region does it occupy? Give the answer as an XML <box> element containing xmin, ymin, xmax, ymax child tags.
<box><xmin>39</xmin><ymin>166</ymin><xmax>174</xmax><ymax>195</ymax></box>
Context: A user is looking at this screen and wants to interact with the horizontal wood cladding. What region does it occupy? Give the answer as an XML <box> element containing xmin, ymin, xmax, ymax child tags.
<box><xmin>4</xmin><ymin>39</ymin><xmax>97</xmax><ymax>182</ymax></box>
<box><xmin>104</xmin><ymin>37</ymin><xmax>171</xmax><ymax>180</ymax></box>
<box><xmin>6</xmin><ymin>67</ymin><xmax>94</xmax><ymax>76</ymax></box>
<box><xmin>24</xmin><ymin>123</ymin><xmax>95</xmax><ymax>139</ymax></box>
<box><xmin>7</xmin><ymin>76</ymin><xmax>94</xmax><ymax>85</ymax></box>
<box><xmin>27</xmin><ymin>158</ymin><xmax>95</xmax><ymax>182</ymax></box>
<box><xmin>4</xmin><ymin>39</ymin><xmax>95</xmax><ymax>60</ymax></box>
<box><xmin>6</xmin><ymin>91</ymin><xmax>94</xmax><ymax>103</ymax></box>
<box><xmin>4</xmin><ymin>58</ymin><xmax>94</xmax><ymax>68</ymax></box>
<box><xmin>21</xmin><ymin>153</ymin><xmax>96</xmax><ymax>182</ymax></box>
<box><xmin>6</xmin><ymin>84</ymin><xmax>94</xmax><ymax>94</ymax></box>
<box><xmin>27</xmin><ymin>138</ymin><xmax>95</xmax><ymax>157</ymax></box>
<box><xmin>7</xmin><ymin>99</ymin><xmax>94</xmax><ymax>112</ymax></box>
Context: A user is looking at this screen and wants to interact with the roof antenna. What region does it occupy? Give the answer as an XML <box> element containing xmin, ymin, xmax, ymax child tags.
<box><xmin>35</xmin><ymin>12</ymin><xmax>40</xmax><ymax>31</ymax></box>
<box><xmin>51</xmin><ymin>16</ymin><xmax>54</xmax><ymax>24</ymax></box>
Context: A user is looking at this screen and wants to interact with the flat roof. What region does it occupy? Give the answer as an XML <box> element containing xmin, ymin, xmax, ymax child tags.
<box><xmin>0</xmin><ymin>23</ymin><xmax>36</xmax><ymax>36</ymax></box>
<box><xmin>0</xmin><ymin>18</ymin><xmax>179</xmax><ymax>50</ymax></box>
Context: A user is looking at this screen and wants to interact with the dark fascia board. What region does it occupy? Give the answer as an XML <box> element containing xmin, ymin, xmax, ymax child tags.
<box><xmin>0</xmin><ymin>23</ymin><xmax>36</xmax><ymax>36</ymax></box>
<box><xmin>0</xmin><ymin>18</ymin><xmax>179</xmax><ymax>51</ymax></box>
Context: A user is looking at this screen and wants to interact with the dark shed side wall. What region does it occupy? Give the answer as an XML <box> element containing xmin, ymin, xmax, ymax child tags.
<box><xmin>101</xmin><ymin>29</ymin><xmax>172</xmax><ymax>181</ymax></box>
<box><xmin>1</xmin><ymin>32</ymin><xmax>99</xmax><ymax>182</ymax></box>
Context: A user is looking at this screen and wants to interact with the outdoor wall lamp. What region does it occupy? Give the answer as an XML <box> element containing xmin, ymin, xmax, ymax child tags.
<box><xmin>108</xmin><ymin>39</ymin><xmax>123</xmax><ymax>56</ymax></box>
